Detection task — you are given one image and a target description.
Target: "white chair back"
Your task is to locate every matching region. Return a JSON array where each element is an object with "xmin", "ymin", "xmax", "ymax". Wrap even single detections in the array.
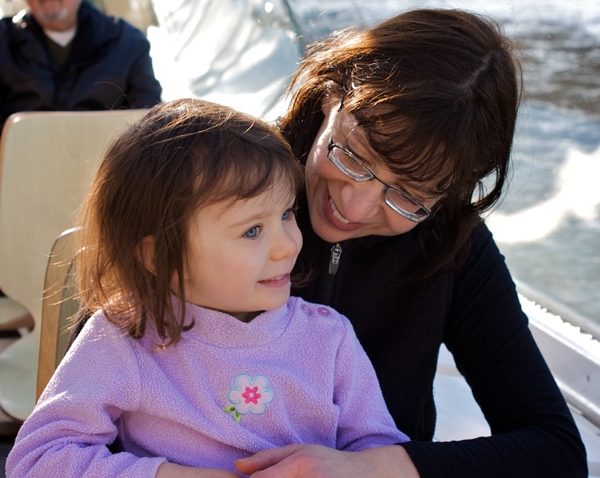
[{"xmin": 0, "ymin": 109, "xmax": 145, "ymax": 420}]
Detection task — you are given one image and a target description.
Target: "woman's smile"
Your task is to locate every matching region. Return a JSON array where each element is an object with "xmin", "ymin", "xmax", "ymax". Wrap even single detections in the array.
[
  {"xmin": 329, "ymin": 195, "xmax": 349, "ymax": 224},
  {"xmin": 321, "ymin": 187, "xmax": 365, "ymax": 232}
]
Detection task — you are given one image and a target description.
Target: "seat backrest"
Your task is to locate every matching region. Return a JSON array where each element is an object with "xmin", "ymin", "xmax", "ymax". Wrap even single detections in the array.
[
  {"xmin": 0, "ymin": 110, "xmax": 145, "ymax": 419},
  {"xmin": 0, "ymin": 109, "xmax": 145, "ymax": 327},
  {"xmin": 37, "ymin": 228, "xmax": 80, "ymax": 400}
]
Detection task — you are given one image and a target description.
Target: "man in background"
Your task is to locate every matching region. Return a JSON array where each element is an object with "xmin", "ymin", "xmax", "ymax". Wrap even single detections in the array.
[{"xmin": 0, "ymin": 0, "xmax": 162, "ymax": 128}]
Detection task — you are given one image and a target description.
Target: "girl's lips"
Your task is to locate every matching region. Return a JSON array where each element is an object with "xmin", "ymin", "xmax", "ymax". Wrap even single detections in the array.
[
  {"xmin": 259, "ymin": 274, "xmax": 291, "ymax": 288},
  {"xmin": 321, "ymin": 187, "xmax": 364, "ymax": 231}
]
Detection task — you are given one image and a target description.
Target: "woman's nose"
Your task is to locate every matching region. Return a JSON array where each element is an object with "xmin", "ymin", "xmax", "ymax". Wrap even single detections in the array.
[{"xmin": 339, "ymin": 179, "xmax": 383, "ymax": 222}]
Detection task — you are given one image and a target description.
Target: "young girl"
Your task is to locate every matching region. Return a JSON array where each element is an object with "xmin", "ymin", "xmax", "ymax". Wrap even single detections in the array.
[{"xmin": 7, "ymin": 99, "xmax": 408, "ymax": 477}]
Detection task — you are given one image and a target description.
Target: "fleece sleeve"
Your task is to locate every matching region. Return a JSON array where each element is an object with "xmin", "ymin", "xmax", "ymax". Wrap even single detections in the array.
[
  {"xmin": 6, "ymin": 317, "xmax": 167, "ymax": 478},
  {"xmin": 333, "ymin": 316, "xmax": 410, "ymax": 451}
]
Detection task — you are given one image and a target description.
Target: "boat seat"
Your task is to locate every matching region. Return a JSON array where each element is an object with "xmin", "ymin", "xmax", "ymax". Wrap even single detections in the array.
[
  {"xmin": 36, "ymin": 228, "xmax": 82, "ymax": 401},
  {"xmin": 0, "ymin": 109, "xmax": 145, "ymax": 421}
]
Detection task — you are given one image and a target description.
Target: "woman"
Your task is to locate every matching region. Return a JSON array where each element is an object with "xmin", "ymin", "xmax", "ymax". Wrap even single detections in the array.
[{"xmin": 235, "ymin": 8, "xmax": 587, "ymax": 478}]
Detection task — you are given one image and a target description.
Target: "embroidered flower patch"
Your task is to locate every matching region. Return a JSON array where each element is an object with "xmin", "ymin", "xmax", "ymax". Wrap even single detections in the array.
[{"xmin": 223, "ymin": 374, "xmax": 274, "ymax": 423}]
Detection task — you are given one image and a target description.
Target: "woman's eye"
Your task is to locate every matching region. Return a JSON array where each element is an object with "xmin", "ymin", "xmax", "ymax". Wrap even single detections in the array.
[
  {"xmin": 244, "ymin": 226, "xmax": 260, "ymax": 239},
  {"xmin": 355, "ymin": 153, "xmax": 374, "ymax": 169}
]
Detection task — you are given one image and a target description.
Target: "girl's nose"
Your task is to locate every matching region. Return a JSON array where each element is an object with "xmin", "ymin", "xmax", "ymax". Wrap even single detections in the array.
[
  {"xmin": 339, "ymin": 180, "xmax": 383, "ymax": 222},
  {"xmin": 271, "ymin": 226, "xmax": 301, "ymax": 261}
]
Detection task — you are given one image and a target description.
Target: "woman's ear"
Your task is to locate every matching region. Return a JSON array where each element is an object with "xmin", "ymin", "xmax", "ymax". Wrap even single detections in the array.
[{"xmin": 137, "ymin": 236, "xmax": 156, "ymax": 274}]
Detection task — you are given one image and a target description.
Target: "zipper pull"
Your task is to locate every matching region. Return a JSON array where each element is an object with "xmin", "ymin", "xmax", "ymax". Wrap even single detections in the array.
[{"xmin": 329, "ymin": 243, "xmax": 342, "ymax": 275}]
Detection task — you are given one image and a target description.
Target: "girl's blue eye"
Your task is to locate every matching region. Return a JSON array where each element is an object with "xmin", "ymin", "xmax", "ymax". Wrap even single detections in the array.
[
  {"xmin": 244, "ymin": 226, "xmax": 259, "ymax": 239},
  {"xmin": 282, "ymin": 207, "xmax": 297, "ymax": 221}
]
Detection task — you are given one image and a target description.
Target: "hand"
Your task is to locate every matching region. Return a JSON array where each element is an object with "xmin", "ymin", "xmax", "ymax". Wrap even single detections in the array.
[
  {"xmin": 234, "ymin": 444, "xmax": 420, "ymax": 478},
  {"xmin": 156, "ymin": 462, "xmax": 241, "ymax": 477}
]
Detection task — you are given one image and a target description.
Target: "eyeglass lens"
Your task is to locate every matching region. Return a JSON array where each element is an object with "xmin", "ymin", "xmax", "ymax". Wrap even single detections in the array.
[{"xmin": 329, "ymin": 144, "xmax": 429, "ymax": 219}]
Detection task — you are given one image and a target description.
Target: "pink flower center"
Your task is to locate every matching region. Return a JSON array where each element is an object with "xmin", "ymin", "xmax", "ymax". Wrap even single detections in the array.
[{"xmin": 242, "ymin": 386, "xmax": 262, "ymax": 404}]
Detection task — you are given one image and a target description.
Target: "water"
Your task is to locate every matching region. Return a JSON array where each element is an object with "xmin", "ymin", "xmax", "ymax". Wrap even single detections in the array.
[
  {"xmin": 152, "ymin": 0, "xmax": 600, "ymax": 333},
  {"xmin": 487, "ymin": 104, "xmax": 600, "ymax": 333}
]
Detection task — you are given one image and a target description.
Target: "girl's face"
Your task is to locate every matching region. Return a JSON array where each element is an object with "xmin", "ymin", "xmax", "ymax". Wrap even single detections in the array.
[
  {"xmin": 304, "ymin": 97, "xmax": 438, "ymax": 243},
  {"xmin": 176, "ymin": 180, "xmax": 302, "ymax": 322}
]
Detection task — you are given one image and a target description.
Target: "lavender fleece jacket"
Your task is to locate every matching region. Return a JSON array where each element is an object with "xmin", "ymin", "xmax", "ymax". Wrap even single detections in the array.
[{"xmin": 7, "ymin": 296, "xmax": 408, "ymax": 477}]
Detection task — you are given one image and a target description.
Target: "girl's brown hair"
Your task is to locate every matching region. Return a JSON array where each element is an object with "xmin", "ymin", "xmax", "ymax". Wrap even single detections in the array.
[
  {"xmin": 76, "ymin": 98, "xmax": 302, "ymax": 346},
  {"xmin": 280, "ymin": 9, "xmax": 522, "ymax": 278}
]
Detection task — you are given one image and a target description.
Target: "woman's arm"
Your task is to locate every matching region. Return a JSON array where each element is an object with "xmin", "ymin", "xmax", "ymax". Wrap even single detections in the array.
[
  {"xmin": 156, "ymin": 462, "xmax": 240, "ymax": 478},
  {"xmin": 235, "ymin": 444, "xmax": 419, "ymax": 478},
  {"xmin": 401, "ymin": 222, "xmax": 587, "ymax": 477}
]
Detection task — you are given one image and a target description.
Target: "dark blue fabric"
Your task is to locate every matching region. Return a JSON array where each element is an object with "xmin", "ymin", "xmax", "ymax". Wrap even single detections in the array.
[{"xmin": 0, "ymin": 2, "xmax": 162, "ymax": 127}]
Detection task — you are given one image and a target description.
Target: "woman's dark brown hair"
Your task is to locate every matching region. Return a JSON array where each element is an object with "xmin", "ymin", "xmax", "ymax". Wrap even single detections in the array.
[
  {"xmin": 76, "ymin": 98, "xmax": 302, "ymax": 346},
  {"xmin": 280, "ymin": 9, "xmax": 522, "ymax": 278}
]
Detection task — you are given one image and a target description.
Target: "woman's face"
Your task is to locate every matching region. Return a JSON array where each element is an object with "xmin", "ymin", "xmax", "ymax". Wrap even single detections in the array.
[{"xmin": 304, "ymin": 96, "xmax": 437, "ymax": 243}]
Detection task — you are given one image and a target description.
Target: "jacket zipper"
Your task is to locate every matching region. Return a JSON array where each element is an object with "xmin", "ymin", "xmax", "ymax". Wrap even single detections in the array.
[{"xmin": 329, "ymin": 242, "xmax": 342, "ymax": 275}]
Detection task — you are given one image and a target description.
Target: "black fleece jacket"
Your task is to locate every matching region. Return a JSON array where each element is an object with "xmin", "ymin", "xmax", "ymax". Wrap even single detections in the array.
[
  {"xmin": 291, "ymin": 193, "xmax": 587, "ymax": 477},
  {"xmin": 0, "ymin": 2, "xmax": 162, "ymax": 127}
]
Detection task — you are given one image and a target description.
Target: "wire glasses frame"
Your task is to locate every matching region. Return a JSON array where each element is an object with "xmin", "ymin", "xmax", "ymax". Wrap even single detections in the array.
[{"xmin": 326, "ymin": 103, "xmax": 432, "ymax": 223}]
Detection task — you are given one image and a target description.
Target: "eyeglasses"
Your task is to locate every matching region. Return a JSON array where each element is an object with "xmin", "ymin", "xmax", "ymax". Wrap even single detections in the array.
[{"xmin": 327, "ymin": 121, "xmax": 432, "ymax": 223}]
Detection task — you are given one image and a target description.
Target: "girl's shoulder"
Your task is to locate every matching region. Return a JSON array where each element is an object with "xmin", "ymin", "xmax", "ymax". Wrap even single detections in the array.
[
  {"xmin": 68, "ymin": 309, "xmax": 138, "ymax": 355},
  {"xmin": 80, "ymin": 309, "xmax": 126, "ymax": 333},
  {"xmin": 287, "ymin": 296, "xmax": 353, "ymax": 333}
]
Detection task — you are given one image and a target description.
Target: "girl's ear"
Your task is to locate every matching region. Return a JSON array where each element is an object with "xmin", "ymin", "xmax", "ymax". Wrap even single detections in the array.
[{"xmin": 137, "ymin": 236, "xmax": 156, "ymax": 274}]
